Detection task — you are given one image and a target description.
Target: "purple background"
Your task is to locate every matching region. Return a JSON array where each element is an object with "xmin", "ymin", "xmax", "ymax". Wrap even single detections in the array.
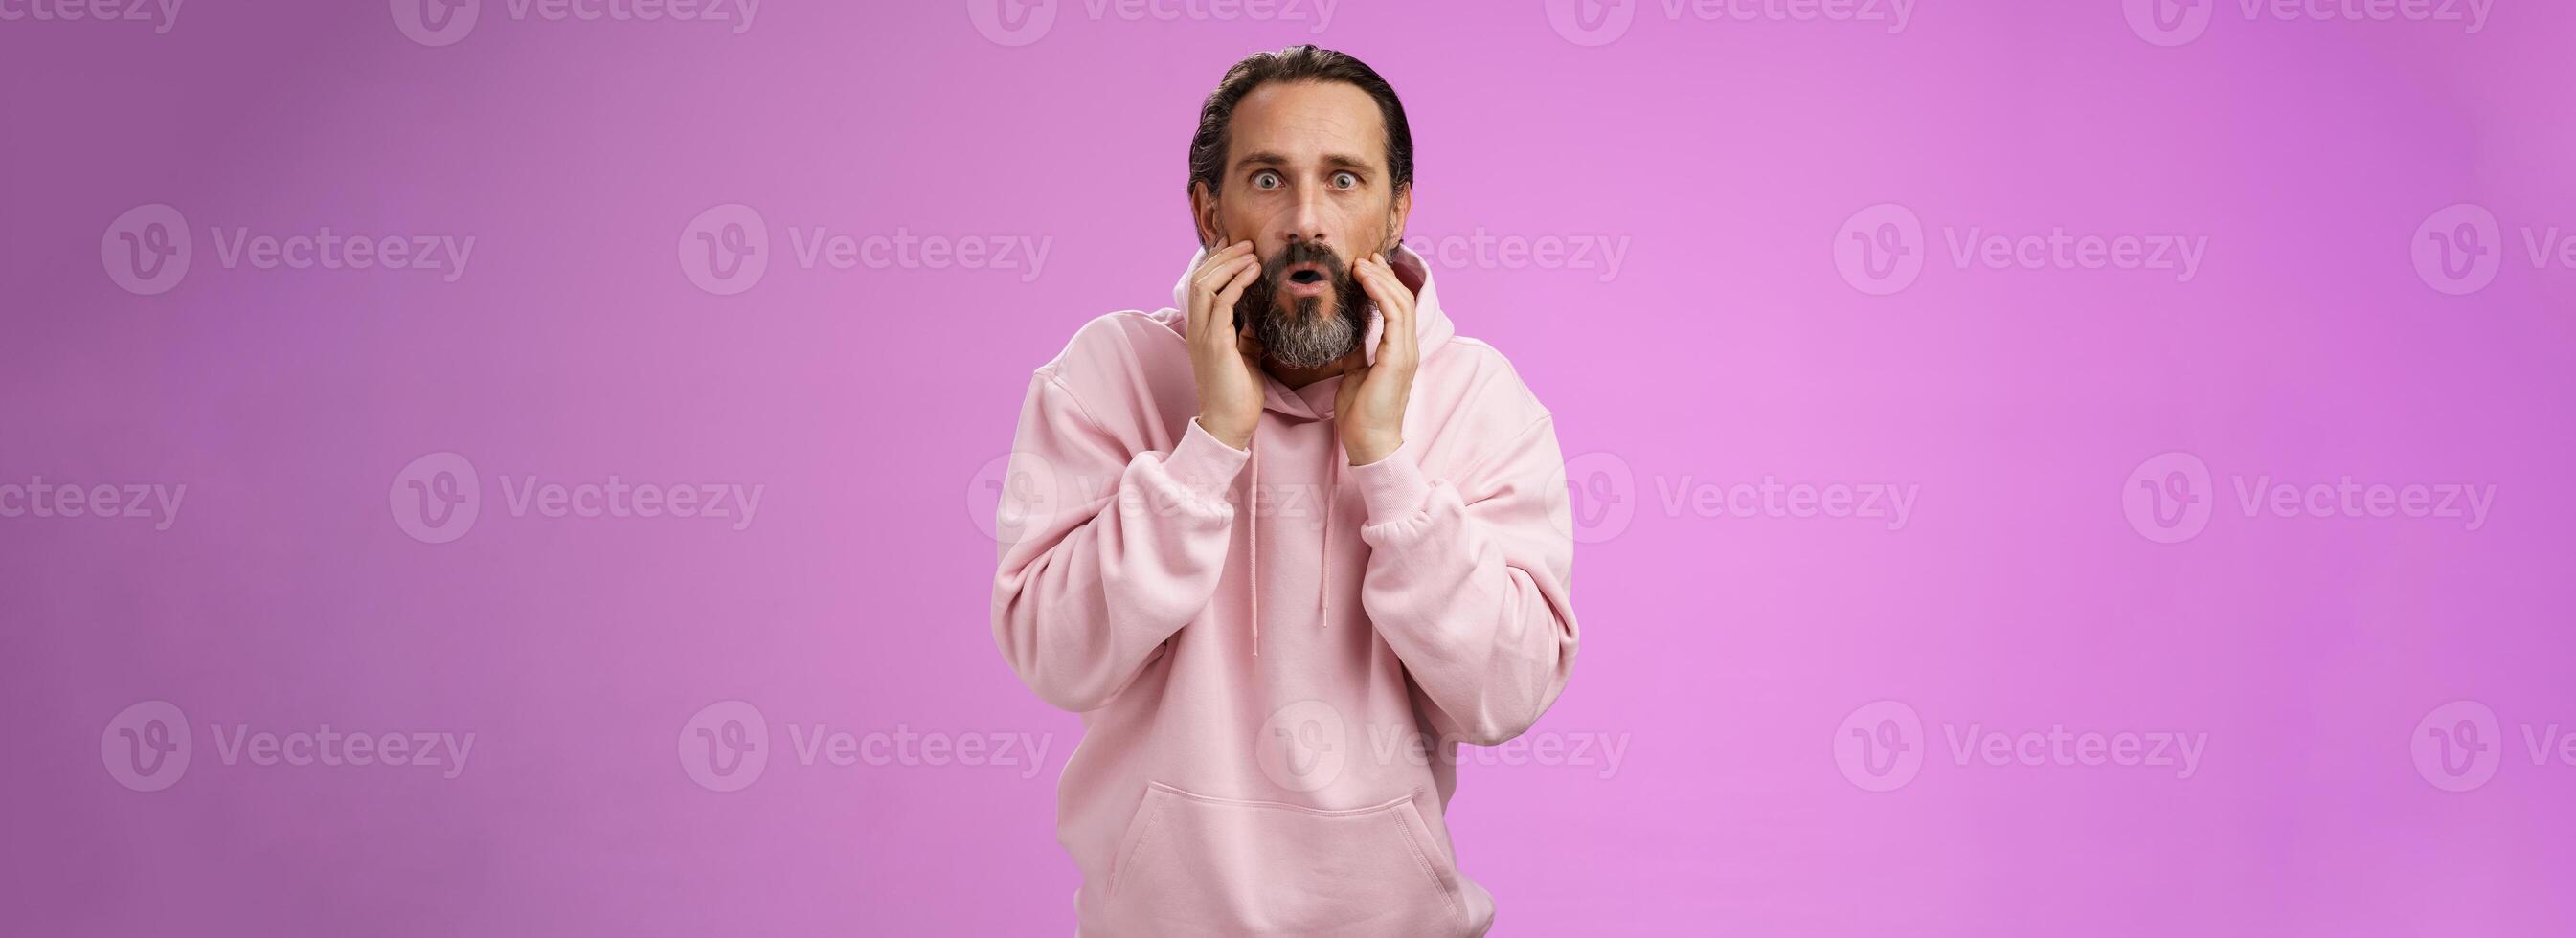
[{"xmin": 6, "ymin": 1, "xmax": 2574, "ymax": 934}]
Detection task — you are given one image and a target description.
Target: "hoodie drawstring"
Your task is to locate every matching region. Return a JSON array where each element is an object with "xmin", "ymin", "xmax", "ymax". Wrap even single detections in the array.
[
  {"xmin": 1318, "ymin": 441, "xmax": 1339, "ymax": 640},
  {"xmin": 1247, "ymin": 443, "xmax": 1259, "ymax": 656},
  {"xmin": 1245, "ymin": 419, "xmax": 1344, "ymax": 659}
]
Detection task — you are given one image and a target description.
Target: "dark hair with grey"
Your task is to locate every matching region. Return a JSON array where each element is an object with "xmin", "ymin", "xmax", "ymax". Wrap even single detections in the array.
[{"xmin": 1186, "ymin": 45, "xmax": 1414, "ymax": 201}]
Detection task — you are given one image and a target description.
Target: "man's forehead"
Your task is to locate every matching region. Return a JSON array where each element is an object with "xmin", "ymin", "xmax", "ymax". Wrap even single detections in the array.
[{"xmin": 1228, "ymin": 81, "xmax": 1385, "ymax": 167}]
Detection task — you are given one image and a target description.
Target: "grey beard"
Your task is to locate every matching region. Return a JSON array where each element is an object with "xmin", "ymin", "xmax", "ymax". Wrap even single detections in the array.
[
  {"xmin": 1234, "ymin": 248, "xmax": 1375, "ymax": 369},
  {"xmin": 1252, "ymin": 293, "xmax": 1367, "ymax": 368}
]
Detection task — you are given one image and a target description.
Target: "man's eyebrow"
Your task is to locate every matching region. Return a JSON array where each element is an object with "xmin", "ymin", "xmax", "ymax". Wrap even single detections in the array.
[{"xmin": 1231, "ymin": 150, "xmax": 1382, "ymax": 172}]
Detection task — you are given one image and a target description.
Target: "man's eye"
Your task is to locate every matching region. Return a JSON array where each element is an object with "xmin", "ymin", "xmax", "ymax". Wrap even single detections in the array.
[
  {"xmin": 1253, "ymin": 171, "xmax": 1281, "ymax": 190},
  {"xmin": 1333, "ymin": 172, "xmax": 1359, "ymax": 189}
]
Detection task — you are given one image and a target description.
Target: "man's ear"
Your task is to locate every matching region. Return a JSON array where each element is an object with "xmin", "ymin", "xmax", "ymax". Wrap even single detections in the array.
[
  {"xmin": 1386, "ymin": 185, "xmax": 1413, "ymax": 256},
  {"xmin": 1189, "ymin": 182, "xmax": 1224, "ymax": 249}
]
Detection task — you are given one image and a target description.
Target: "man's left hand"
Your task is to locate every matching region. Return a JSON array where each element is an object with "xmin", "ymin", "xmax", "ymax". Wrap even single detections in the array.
[{"xmin": 1335, "ymin": 254, "xmax": 1417, "ymax": 466}]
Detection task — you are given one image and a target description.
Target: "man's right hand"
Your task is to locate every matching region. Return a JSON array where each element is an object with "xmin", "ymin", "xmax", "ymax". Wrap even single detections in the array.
[{"xmin": 1187, "ymin": 240, "xmax": 1265, "ymax": 450}]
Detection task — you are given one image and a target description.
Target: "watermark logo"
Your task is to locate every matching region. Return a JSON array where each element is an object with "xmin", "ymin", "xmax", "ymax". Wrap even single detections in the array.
[
  {"xmin": 1552, "ymin": 0, "xmax": 1913, "ymax": 44},
  {"xmin": 680, "ymin": 701, "xmax": 1058, "ymax": 790},
  {"xmin": 1545, "ymin": 0, "xmax": 1636, "ymax": 46},
  {"xmin": 972, "ymin": 450, "xmax": 1065, "ymax": 545},
  {"xmin": 391, "ymin": 452, "xmax": 482, "ymax": 545},
  {"xmin": 1366, "ymin": 726, "xmax": 1634, "ymax": 778},
  {"xmin": 1839, "ymin": 700, "xmax": 2212, "ymax": 791},
  {"xmin": 2125, "ymin": 450, "xmax": 2497, "ymax": 543},
  {"xmin": 390, "ymin": 0, "xmax": 479, "ymax": 46},
  {"xmin": 972, "ymin": 0, "xmax": 1335, "ymax": 46},
  {"xmin": 0, "ymin": 0, "xmax": 183, "ymax": 34},
  {"xmin": 966, "ymin": 0, "xmax": 1055, "ymax": 45},
  {"xmin": 102, "ymin": 701, "xmax": 475, "ymax": 790},
  {"xmin": 2410, "ymin": 202, "xmax": 2502, "ymax": 295},
  {"xmin": 680, "ymin": 202, "xmax": 1052, "ymax": 294},
  {"xmin": 102, "ymin": 701, "xmax": 192, "ymax": 793},
  {"xmin": 1838, "ymin": 203, "xmax": 2211, "ymax": 295},
  {"xmin": 2131, "ymin": 0, "xmax": 2492, "ymax": 46},
  {"xmin": 1834, "ymin": 700, "xmax": 1923, "ymax": 792},
  {"xmin": 0, "ymin": 477, "xmax": 187, "ymax": 530},
  {"xmin": 1546, "ymin": 456, "xmax": 1920, "ymax": 541},
  {"xmin": 678, "ymin": 700, "xmax": 769, "ymax": 792},
  {"xmin": 102, "ymin": 204, "xmax": 475, "ymax": 295},
  {"xmin": 1255, "ymin": 699, "xmax": 1348, "ymax": 793},
  {"xmin": 390, "ymin": 451, "xmax": 764, "ymax": 544},
  {"xmin": 2123, "ymin": 0, "xmax": 2212, "ymax": 46},
  {"xmin": 785, "ymin": 723, "xmax": 1054, "ymax": 780},
  {"xmin": 2411, "ymin": 699, "xmax": 2501, "ymax": 792},
  {"xmin": 1840, "ymin": 700, "xmax": 2210, "ymax": 791},
  {"xmin": 102, "ymin": 203, "xmax": 192, "ymax": 296},
  {"xmin": 1656, "ymin": 475, "xmax": 1920, "ymax": 531},
  {"xmin": 1561, "ymin": 451, "xmax": 1636, "ymax": 544},
  {"xmin": 2123, "ymin": 451, "xmax": 2212, "ymax": 544},
  {"xmin": 679, "ymin": 203, "xmax": 770, "ymax": 296},
  {"xmin": 1398, "ymin": 230, "xmax": 1631, "ymax": 282},
  {"xmin": 1944, "ymin": 722, "xmax": 2206, "ymax": 778},
  {"xmin": 1834, "ymin": 202, "xmax": 1923, "ymax": 295},
  {"xmin": 394, "ymin": 0, "xmax": 757, "ymax": 46}
]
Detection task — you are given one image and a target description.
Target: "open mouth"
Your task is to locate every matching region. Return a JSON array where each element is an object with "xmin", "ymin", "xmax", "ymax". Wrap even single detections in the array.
[{"xmin": 1287, "ymin": 266, "xmax": 1326, "ymax": 285}]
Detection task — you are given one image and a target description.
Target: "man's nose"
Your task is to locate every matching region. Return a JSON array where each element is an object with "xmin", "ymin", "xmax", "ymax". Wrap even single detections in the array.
[{"xmin": 1284, "ymin": 190, "xmax": 1329, "ymax": 247}]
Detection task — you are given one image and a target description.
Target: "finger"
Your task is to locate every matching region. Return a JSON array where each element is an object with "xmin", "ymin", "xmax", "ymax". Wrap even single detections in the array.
[
  {"xmin": 1197, "ymin": 238, "xmax": 1253, "ymax": 270},
  {"xmin": 1192, "ymin": 244, "xmax": 1255, "ymax": 297},
  {"xmin": 1370, "ymin": 257, "xmax": 1417, "ymax": 354},
  {"xmin": 1190, "ymin": 242, "xmax": 1254, "ymax": 297},
  {"xmin": 1209, "ymin": 260, "xmax": 1262, "ymax": 341},
  {"xmin": 1190, "ymin": 251, "xmax": 1259, "ymax": 336},
  {"xmin": 1354, "ymin": 258, "xmax": 1413, "ymax": 362}
]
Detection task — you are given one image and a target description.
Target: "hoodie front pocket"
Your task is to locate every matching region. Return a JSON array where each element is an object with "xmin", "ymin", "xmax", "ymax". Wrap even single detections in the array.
[{"xmin": 1105, "ymin": 780, "xmax": 1466, "ymax": 935}]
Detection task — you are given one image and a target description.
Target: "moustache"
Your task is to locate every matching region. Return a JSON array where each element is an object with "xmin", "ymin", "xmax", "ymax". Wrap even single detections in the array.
[{"xmin": 1234, "ymin": 241, "xmax": 1358, "ymax": 332}]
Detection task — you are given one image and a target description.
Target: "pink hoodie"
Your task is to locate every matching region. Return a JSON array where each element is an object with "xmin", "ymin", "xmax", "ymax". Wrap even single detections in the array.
[{"xmin": 992, "ymin": 243, "xmax": 1580, "ymax": 937}]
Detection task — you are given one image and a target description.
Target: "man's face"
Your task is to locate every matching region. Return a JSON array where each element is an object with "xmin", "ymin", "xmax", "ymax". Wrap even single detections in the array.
[{"xmin": 1193, "ymin": 80, "xmax": 1412, "ymax": 369}]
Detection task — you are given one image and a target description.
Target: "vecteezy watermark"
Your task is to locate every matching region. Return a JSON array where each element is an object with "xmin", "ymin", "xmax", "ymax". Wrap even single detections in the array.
[
  {"xmin": 676, "ymin": 203, "xmax": 1051, "ymax": 295},
  {"xmin": 978, "ymin": 448, "xmax": 1617, "ymax": 551},
  {"xmin": 1834, "ymin": 700, "xmax": 2209, "ymax": 792},
  {"xmin": 967, "ymin": 0, "xmax": 1337, "ymax": 47},
  {"xmin": 2408, "ymin": 202, "xmax": 2576, "ymax": 296},
  {"xmin": 1548, "ymin": 453, "xmax": 1909, "ymax": 543},
  {"xmin": 1546, "ymin": 0, "xmax": 1915, "ymax": 46},
  {"xmin": 2411, "ymin": 699, "xmax": 2576, "ymax": 793},
  {"xmin": 390, "ymin": 0, "xmax": 759, "ymax": 48},
  {"xmin": 1556, "ymin": 451, "xmax": 1636, "ymax": 545},
  {"xmin": 971, "ymin": 451, "xmax": 1378, "ymax": 544},
  {"xmin": 1834, "ymin": 203, "xmax": 2209, "ymax": 295},
  {"xmin": 1367, "ymin": 726, "xmax": 1633, "ymax": 779},
  {"xmin": 676, "ymin": 700, "xmax": 1056, "ymax": 792},
  {"xmin": 0, "ymin": 477, "xmax": 186, "ymax": 530},
  {"xmin": 1397, "ymin": 230, "xmax": 1631, "ymax": 283},
  {"xmin": 1250, "ymin": 699, "xmax": 1628, "ymax": 793},
  {"xmin": 2125, "ymin": 0, "xmax": 2493, "ymax": 47},
  {"xmin": 2121, "ymin": 450, "xmax": 2496, "ymax": 545},
  {"xmin": 390, "ymin": 451, "xmax": 765, "ymax": 545},
  {"xmin": 0, "ymin": 0, "xmax": 183, "ymax": 34},
  {"xmin": 101, "ymin": 701, "xmax": 476, "ymax": 792},
  {"xmin": 1655, "ymin": 474, "xmax": 1919, "ymax": 531},
  {"xmin": 101, "ymin": 204, "xmax": 476, "ymax": 297}
]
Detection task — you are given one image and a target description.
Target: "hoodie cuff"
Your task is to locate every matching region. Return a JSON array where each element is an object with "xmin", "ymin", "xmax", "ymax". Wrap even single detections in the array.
[
  {"xmin": 1162, "ymin": 416, "xmax": 1253, "ymax": 507},
  {"xmin": 1349, "ymin": 440, "xmax": 1434, "ymax": 525}
]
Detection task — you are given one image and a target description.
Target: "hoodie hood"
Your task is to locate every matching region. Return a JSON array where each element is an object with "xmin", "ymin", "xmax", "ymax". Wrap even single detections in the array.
[{"xmin": 1152, "ymin": 240, "xmax": 1456, "ymax": 656}]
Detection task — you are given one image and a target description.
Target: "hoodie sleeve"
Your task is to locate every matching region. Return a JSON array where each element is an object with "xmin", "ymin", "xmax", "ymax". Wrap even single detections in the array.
[
  {"xmin": 991, "ymin": 369, "xmax": 1250, "ymax": 713},
  {"xmin": 1345, "ymin": 413, "xmax": 1580, "ymax": 746}
]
